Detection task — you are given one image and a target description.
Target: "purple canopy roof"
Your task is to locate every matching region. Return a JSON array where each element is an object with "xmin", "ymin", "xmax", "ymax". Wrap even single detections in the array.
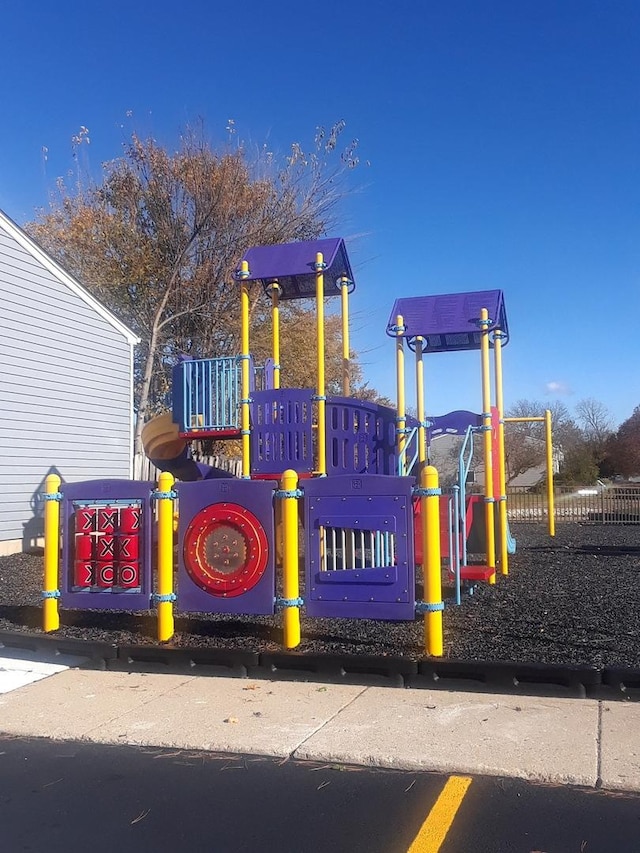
[
  {"xmin": 386, "ymin": 290, "xmax": 508, "ymax": 352},
  {"xmin": 428, "ymin": 410, "xmax": 482, "ymax": 438},
  {"xmin": 236, "ymin": 238, "xmax": 355, "ymax": 300}
]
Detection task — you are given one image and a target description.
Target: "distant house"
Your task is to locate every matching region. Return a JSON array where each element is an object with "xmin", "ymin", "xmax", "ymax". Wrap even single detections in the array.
[{"xmin": 0, "ymin": 208, "xmax": 139, "ymax": 555}]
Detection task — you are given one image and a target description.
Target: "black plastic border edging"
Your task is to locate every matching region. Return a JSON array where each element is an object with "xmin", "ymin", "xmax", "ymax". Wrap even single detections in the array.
[{"xmin": 1, "ymin": 629, "xmax": 639, "ymax": 700}]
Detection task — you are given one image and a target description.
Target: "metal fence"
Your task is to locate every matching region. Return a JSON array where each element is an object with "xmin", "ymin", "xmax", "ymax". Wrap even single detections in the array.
[
  {"xmin": 130, "ymin": 458, "xmax": 640, "ymax": 526},
  {"xmin": 507, "ymin": 485, "xmax": 640, "ymax": 525}
]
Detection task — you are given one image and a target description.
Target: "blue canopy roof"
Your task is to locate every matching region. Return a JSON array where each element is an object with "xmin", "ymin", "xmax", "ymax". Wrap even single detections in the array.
[
  {"xmin": 386, "ymin": 290, "xmax": 508, "ymax": 352},
  {"xmin": 236, "ymin": 238, "xmax": 355, "ymax": 300}
]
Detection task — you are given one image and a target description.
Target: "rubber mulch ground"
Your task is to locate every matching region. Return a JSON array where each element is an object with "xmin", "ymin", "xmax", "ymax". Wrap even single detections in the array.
[{"xmin": 1, "ymin": 523, "xmax": 639, "ymax": 666}]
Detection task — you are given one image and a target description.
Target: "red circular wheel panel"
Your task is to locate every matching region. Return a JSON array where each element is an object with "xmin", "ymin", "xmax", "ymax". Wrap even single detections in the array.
[{"xmin": 183, "ymin": 503, "xmax": 269, "ymax": 597}]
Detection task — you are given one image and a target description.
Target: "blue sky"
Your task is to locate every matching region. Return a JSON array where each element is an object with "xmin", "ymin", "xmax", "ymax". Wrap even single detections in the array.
[{"xmin": 2, "ymin": 1, "xmax": 639, "ymax": 428}]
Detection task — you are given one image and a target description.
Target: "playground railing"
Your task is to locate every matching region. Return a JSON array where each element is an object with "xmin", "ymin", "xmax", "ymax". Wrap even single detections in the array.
[
  {"xmin": 172, "ymin": 356, "xmax": 243, "ymax": 434},
  {"xmin": 507, "ymin": 485, "xmax": 640, "ymax": 525}
]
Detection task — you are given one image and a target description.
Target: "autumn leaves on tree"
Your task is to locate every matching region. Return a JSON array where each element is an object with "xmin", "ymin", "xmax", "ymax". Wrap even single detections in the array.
[{"xmin": 27, "ymin": 122, "xmax": 375, "ymax": 454}]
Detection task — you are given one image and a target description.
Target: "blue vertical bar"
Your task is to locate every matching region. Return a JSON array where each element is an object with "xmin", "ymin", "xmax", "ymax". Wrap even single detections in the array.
[
  {"xmin": 228, "ymin": 358, "xmax": 233, "ymax": 427},
  {"xmin": 216, "ymin": 359, "xmax": 221, "ymax": 428},
  {"xmin": 234, "ymin": 358, "xmax": 239, "ymax": 428},
  {"xmin": 216, "ymin": 362, "xmax": 224, "ymax": 426},
  {"xmin": 453, "ymin": 485, "xmax": 461, "ymax": 605},
  {"xmin": 182, "ymin": 363, "xmax": 188, "ymax": 433},
  {"xmin": 224, "ymin": 358, "xmax": 228, "ymax": 427},
  {"xmin": 210, "ymin": 360, "xmax": 215, "ymax": 428}
]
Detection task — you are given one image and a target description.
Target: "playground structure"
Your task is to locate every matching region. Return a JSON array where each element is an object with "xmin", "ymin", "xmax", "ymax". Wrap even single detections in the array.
[{"xmin": 42, "ymin": 237, "xmax": 540, "ymax": 657}]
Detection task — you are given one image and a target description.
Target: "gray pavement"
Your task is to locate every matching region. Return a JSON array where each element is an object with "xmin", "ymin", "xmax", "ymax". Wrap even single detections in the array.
[{"xmin": 1, "ymin": 648, "xmax": 640, "ymax": 792}]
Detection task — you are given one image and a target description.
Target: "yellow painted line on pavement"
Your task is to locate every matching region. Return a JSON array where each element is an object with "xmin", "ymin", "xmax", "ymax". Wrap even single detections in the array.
[{"xmin": 407, "ymin": 775, "xmax": 472, "ymax": 853}]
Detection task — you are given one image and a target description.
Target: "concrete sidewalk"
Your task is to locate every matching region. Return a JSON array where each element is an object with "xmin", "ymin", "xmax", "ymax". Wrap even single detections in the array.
[{"xmin": 0, "ymin": 654, "xmax": 639, "ymax": 793}]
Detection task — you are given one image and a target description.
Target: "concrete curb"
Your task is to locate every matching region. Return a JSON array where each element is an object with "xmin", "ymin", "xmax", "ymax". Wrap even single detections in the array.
[{"xmin": 2, "ymin": 629, "xmax": 640, "ymax": 700}]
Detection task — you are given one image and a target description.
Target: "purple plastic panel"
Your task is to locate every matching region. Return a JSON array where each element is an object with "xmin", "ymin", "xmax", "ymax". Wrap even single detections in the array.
[
  {"xmin": 236, "ymin": 238, "xmax": 355, "ymax": 300},
  {"xmin": 176, "ymin": 478, "xmax": 276, "ymax": 615},
  {"xmin": 250, "ymin": 389, "xmax": 314, "ymax": 475},
  {"xmin": 429, "ymin": 410, "xmax": 482, "ymax": 438},
  {"xmin": 386, "ymin": 290, "xmax": 508, "ymax": 353},
  {"xmin": 304, "ymin": 475, "xmax": 415, "ymax": 620},
  {"xmin": 60, "ymin": 480, "xmax": 155, "ymax": 611},
  {"xmin": 326, "ymin": 396, "xmax": 399, "ymax": 476}
]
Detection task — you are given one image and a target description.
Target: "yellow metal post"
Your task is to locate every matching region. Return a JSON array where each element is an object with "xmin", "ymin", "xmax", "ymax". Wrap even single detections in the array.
[
  {"xmin": 156, "ymin": 471, "xmax": 175, "ymax": 642},
  {"xmin": 493, "ymin": 329, "xmax": 508, "ymax": 575},
  {"xmin": 281, "ymin": 469, "xmax": 301, "ymax": 649},
  {"xmin": 271, "ymin": 280, "xmax": 281, "ymax": 390},
  {"xmin": 545, "ymin": 409, "xmax": 556, "ymax": 537},
  {"xmin": 43, "ymin": 473, "xmax": 61, "ymax": 632},
  {"xmin": 480, "ymin": 308, "xmax": 496, "ymax": 583},
  {"xmin": 239, "ymin": 260, "xmax": 251, "ymax": 478},
  {"xmin": 415, "ymin": 337, "xmax": 426, "ymax": 466},
  {"xmin": 395, "ymin": 314, "xmax": 406, "ymax": 475},
  {"xmin": 315, "ymin": 252, "xmax": 327, "ymax": 476},
  {"xmin": 504, "ymin": 413, "xmax": 556, "ymax": 537},
  {"xmin": 340, "ymin": 276, "xmax": 351, "ymax": 397},
  {"xmin": 422, "ymin": 465, "xmax": 443, "ymax": 657}
]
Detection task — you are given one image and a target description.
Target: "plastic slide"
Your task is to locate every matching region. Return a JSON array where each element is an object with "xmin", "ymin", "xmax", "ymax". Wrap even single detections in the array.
[
  {"xmin": 141, "ymin": 412, "xmax": 235, "ymax": 481},
  {"xmin": 506, "ymin": 519, "xmax": 517, "ymax": 554}
]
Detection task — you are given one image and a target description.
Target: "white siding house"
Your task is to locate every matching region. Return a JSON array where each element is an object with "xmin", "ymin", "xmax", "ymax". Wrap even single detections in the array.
[{"xmin": 0, "ymin": 208, "xmax": 139, "ymax": 554}]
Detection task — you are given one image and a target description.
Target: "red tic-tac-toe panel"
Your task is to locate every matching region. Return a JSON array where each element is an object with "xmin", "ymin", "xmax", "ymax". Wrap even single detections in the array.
[
  {"xmin": 117, "ymin": 563, "xmax": 140, "ymax": 588},
  {"xmin": 75, "ymin": 507, "xmax": 96, "ymax": 534},
  {"xmin": 95, "ymin": 563, "xmax": 115, "ymax": 588},
  {"xmin": 119, "ymin": 506, "xmax": 141, "ymax": 533},
  {"xmin": 98, "ymin": 506, "xmax": 119, "ymax": 533},
  {"xmin": 74, "ymin": 560, "xmax": 94, "ymax": 587},
  {"xmin": 62, "ymin": 481, "xmax": 155, "ymax": 609},
  {"xmin": 95, "ymin": 534, "xmax": 116, "ymax": 562},
  {"xmin": 117, "ymin": 534, "xmax": 139, "ymax": 562},
  {"xmin": 75, "ymin": 534, "xmax": 93, "ymax": 561}
]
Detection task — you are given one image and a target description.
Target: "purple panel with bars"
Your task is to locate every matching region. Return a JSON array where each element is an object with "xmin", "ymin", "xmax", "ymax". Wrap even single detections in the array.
[
  {"xmin": 250, "ymin": 389, "xmax": 314, "ymax": 475},
  {"xmin": 386, "ymin": 290, "xmax": 508, "ymax": 353},
  {"xmin": 176, "ymin": 478, "xmax": 276, "ymax": 615},
  {"xmin": 236, "ymin": 238, "xmax": 355, "ymax": 300},
  {"xmin": 304, "ymin": 475, "xmax": 416, "ymax": 620},
  {"xmin": 326, "ymin": 396, "xmax": 399, "ymax": 476},
  {"xmin": 60, "ymin": 480, "xmax": 155, "ymax": 611}
]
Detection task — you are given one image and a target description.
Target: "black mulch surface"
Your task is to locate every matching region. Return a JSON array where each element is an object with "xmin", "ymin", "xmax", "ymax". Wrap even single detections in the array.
[{"xmin": 1, "ymin": 523, "xmax": 639, "ymax": 666}]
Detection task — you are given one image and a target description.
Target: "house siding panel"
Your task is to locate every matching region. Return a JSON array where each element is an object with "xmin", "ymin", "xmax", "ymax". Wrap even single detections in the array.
[{"xmin": 0, "ymin": 226, "xmax": 135, "ymax": 546}]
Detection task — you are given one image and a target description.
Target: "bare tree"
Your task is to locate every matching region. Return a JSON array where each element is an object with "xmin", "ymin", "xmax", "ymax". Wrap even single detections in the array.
[
  {"xmin": 27, "ymin": 122, "xmax": 363, "ymax": 453},
  {"xmin": 575, "ymin": 397, "xmax": 614, "ymax": 450},
  {"xmin": 504, "ymin": 399, "xmax": 578, "ymax": 483}
]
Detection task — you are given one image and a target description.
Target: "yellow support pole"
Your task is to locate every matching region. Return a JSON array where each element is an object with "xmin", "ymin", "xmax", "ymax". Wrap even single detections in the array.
[
  {"xmin": 271, "ymin": 280, "xmax": 281, "ymax": 390},
  {"xmin": 395, "ymin": 314, "xmax": 406, "ymax": 475},
  {"xmin": 422, "ymin": 465, "xmax": 443, "ymax": 657},
  {"xmin": 480, "ymin": 308, "xmax": 496, "ymax": 583},
  {"xmin": 545, "ymin": 409, "xmax": 556, "ymax": 537},
  {"xmin": 493, "ymin": 329, "xmax": 508, "ymax": 576},
  {"xmin": 269, "ymin": 281, "xmax": 282, "ymax": 558},
  {"xmin": 43, "ymin": 473, "xmax": 61, "ymax": 632},
  {"xmin": 340, "ymin": 276, "xmax": 351, "ymax": 397},
  {"xmin": 239, "ymin": 260, "xmax": 251, "ymax": 478},
  {"xmin": 156, "ymin": 471, "xmax": 175, "ymax": 642},
  {"xmin": 503, "ymin": 413, "xmax": 555, "ymax": 537},
  {"xmin": 415, "ymin": 336, "xmax": 426, "ymax": 466},
  {"xmin": 281, "ymin": 469, "xmax": 301, "ymax": 649},
  {"xmin": 315, "ymin": 252, "xmax": 327, "ymax": 476}
]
